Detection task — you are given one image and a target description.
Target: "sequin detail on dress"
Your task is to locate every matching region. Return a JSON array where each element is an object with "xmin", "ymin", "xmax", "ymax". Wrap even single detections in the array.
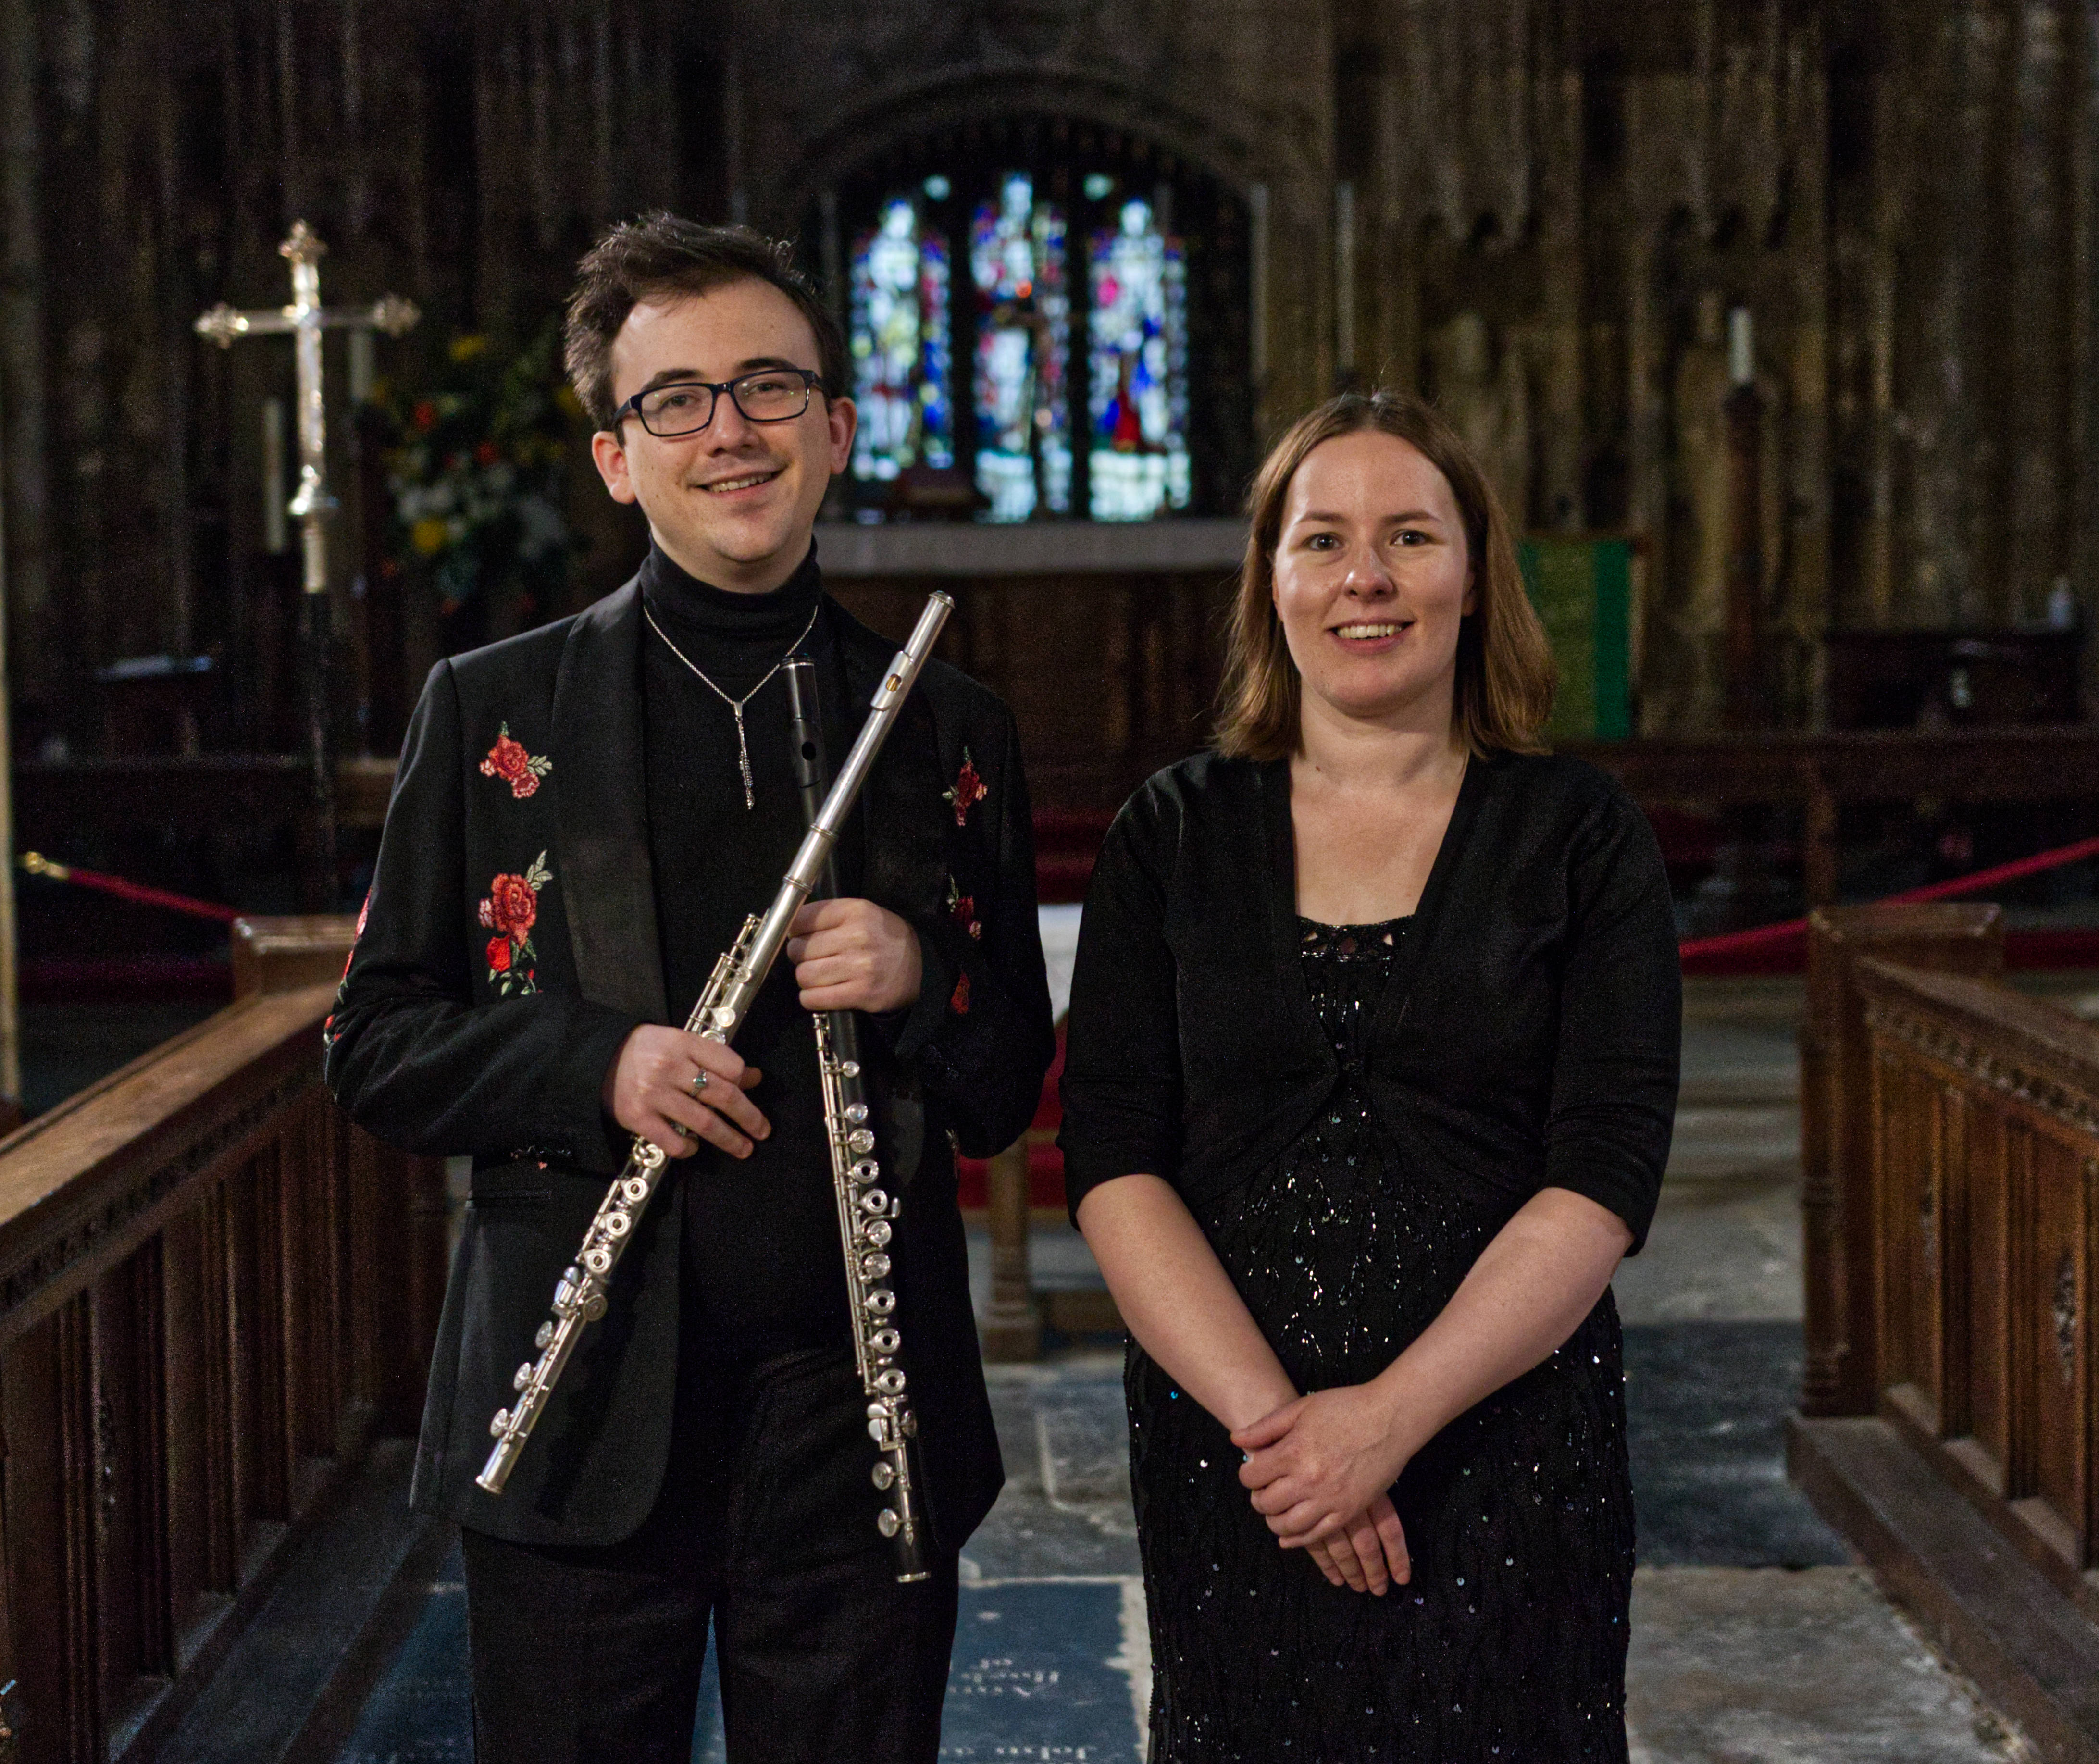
[{"xmin": 1126, "ymin": 916, "xmax": 1635, "ymax": 1762}]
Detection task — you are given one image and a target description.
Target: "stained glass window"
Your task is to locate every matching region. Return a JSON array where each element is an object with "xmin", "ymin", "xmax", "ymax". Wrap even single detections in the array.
[
  {"xmin": 848, "ymin": 197, "xmax": 953, "ymax": 483},
  {"xmin": 970, "ymin": 173, "xmax": 1071, "ymax": 522},
  {"xmin": 842, "ymin": 171, "xmax": 1201, "ymax": 521},
  {"xmin": 1087, "ymin": 198, "xmax": 1190, "ymax": 521}
]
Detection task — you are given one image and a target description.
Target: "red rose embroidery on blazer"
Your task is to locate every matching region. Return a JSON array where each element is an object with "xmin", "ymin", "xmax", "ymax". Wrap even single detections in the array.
[
  {"xmin": 946, "ymin": 875, "xmax": 982, "ymax": 940},
  {"xmin": 950, "ymin": 971, "xmax": 971, "ymax": 1015},
  {"xmin": 483, "ymin": 872, "xmax": 538, "ymax": 937},
  {"xmin": 324, "ymin": 892, "xmax": 373, "ymax": 1049},
  {"xmin": 477, "ymin": 851, "xmax": 551, "ymax": 996},
  {"xmin": 942, "ymin": 748, "xmax": 987, "ymax": 828},
  {"xmin": 339, "ymin": 892, "xmax": 371, "ymax": 983},
  {"xmin": 480, "ymin": 723, "xmax": 552, "ymax": 799}
]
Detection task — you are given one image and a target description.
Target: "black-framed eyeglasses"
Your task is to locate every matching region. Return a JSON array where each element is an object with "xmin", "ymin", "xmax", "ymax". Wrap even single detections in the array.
[{"xmin": 614, "ymin": 367, "xmax": 826, "ymax": 438}]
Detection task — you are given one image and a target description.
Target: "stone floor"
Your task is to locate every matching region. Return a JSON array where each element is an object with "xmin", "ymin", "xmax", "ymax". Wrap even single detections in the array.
[{"xmin": 165, "ymin": 975, "xmax": 2053, "ymax": 1762}]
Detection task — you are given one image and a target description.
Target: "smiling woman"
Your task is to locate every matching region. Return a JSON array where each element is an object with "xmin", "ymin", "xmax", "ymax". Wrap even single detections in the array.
[
  {"xmin": 1060, "ymin": 389, "xmax": 1681, "ymax": 1760},
  {"xmin": 1215, "ymin": 390, "xmax": 1554, "ymax": 765}
]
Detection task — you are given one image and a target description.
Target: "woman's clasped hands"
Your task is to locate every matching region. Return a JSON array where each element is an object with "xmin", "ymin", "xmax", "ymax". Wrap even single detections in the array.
[{"xmin": 1233, "ymin": 1383, "xmax": 1421, "ymax": 1597}]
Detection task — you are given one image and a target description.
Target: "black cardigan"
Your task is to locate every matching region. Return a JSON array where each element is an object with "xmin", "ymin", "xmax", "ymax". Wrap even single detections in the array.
[{"xmin": 1057, "ymin": 750, "xmax": 1681, "ymax": 1252}]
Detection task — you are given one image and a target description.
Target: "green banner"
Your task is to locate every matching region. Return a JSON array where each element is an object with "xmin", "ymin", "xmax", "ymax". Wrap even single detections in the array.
[{"xmin": 1517, "ymin": 535, "xmax": 1632, "ymax": 741}]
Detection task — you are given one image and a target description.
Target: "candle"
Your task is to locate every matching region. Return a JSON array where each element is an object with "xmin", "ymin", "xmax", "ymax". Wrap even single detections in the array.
[
  {"xmin": 349, "ymin": 327, "xmax": 375, "ymax": 404},
  {"xmin": 261, "ymin": 396, "xmax": 287, "ymax": 554},
  {"xmin": 1727, "ymin": 307, "xmax": 1755, "ymax": 388}
]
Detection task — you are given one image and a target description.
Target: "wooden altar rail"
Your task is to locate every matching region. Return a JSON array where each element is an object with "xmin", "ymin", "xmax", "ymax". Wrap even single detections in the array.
[
  {"xmin": 1565, "ymin": 726, "xmax": 2099, "ymax": 907},
  {"xmin": 0, "ymin": 936, "xmax": 447, "ymax": 1764},
  {"xmin": 1792, "ymin": 903, "xmax": 2099, "ymax": 1761},
  {"xmin": 15, "ymin": 730, "xmax": 2097, "ymax": 917}
]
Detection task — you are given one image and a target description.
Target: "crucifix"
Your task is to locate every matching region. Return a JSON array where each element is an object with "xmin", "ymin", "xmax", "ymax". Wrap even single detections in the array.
[{"xmin": 197, "ymin": 221, "xmax": 419, "ymax": 907}]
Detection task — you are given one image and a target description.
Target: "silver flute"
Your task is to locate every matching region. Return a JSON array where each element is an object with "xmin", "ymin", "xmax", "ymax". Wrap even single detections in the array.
[
  {"xmin": 785, "ymin": 657, "xmax": 933, "ymax": 1582},
  {"xmin": 477, "ymin": 591, "xmax": 955, "ymax": 1496}
]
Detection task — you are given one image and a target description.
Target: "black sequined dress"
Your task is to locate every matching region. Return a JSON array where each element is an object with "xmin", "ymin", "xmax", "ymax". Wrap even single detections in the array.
[{"xmin": 1128, "ymin": 917, "xmax": 1634, "ymax": 1763}]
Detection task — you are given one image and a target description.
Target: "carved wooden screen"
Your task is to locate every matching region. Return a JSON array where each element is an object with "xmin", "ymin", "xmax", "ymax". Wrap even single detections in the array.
[{"xmin": 1857, "ymin": 960, "xmax": 2096, "ymax": 1588}]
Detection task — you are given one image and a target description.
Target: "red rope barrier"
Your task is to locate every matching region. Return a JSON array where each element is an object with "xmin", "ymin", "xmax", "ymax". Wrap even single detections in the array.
[
  {"xmin": 1677, "ymin": 832, "xmax": 2099, "ymax": 959},
  {"xmin": 20, "ymin": 853, "xmax": 241, "ymax": 924},
  {"xmin": 19, "ymin": 823, "xmax": 2099, "ymax": 955}
]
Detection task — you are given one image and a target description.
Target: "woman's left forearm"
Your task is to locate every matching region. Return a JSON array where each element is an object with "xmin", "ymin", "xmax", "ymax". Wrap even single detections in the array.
[{"xmin": 1369, "ymin": 1187, "xmax": 1632, "ymax": 1451}]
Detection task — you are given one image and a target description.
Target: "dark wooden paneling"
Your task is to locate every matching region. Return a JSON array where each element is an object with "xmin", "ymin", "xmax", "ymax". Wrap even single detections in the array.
[
  {"xmin": 1569, "ymin": 728, "xmax": 2099, "ymax": 809},
  {"xmin": 2026, "ymin": 1132, "xmax": 2090, "ymax": 1567},
  {"xmin": 0, "ymin": 1396, "xmax": 17, "ymax": 1756},
  {"xmin": 1838, "ymin": 952, "xmax": 2099, "ymax": 1614},
  {"xmin": 1875, "ymin": 1053, "xmax": 1942, "ymax": 1433},
  {"xmin": 1800, "ymin": 904, "xmax": 2004, "ymax": 1418},
  {"xmin": 56, "ymin": 1299, "xmax": 98, "ymax": 1764},
  {"xmin": 1939, "ymin": 1086, "xmax": 1975, "ymax": 1444},
  {"xmin": 159, "ymin": 1209, "xmax": 214, "ymax": 1665},
  {"xmin": 826, "ymin": 571, "xmax": 1235, "ymax": 814},
  {"xmin": 225, "ymin": 1153, "xmax": 289, "ymax": 1565},
  {"xmin": 196, "ymin": 1188, "xmax": 238, "ymax": 1609},
  {"xmin": 0, "ymin": 969, "xmax": 446, "ymax": 1760},
  {"xmin": 1823, "ymin": 629, "xmax": 2084, "ymax": 730},
  {"xmin": 1963, "ymin": 1109, "xmax": 2012, "ymax": 1494},
  {"xmin": 3, "ymin": 1308, "xmax": 97, "ymax": 1764},
  {"xmin": 280, "ymin": 1104, "xmax": 335, "ymax": 1480},
  {"xmin": 2008, "ymin": 1125, "xmax": 2043, "ymax": 1507}
]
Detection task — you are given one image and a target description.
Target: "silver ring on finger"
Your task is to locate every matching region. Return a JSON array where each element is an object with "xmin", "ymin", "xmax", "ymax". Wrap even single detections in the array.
[{"xmin": 689, "ymin": 1069, "xmax": 709, "ymax": 1096}]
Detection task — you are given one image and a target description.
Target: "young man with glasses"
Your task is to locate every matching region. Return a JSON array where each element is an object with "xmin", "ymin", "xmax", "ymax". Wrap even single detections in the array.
[{"xmin": 327, "ymin": 214, "xmax": 1055, "ymax": 1763}]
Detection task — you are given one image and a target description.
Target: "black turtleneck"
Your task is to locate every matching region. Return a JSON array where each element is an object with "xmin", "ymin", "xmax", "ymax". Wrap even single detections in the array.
[
  {"xmin": 639, "ymin": 537, "xmax": 824, "ymax": 698},
  {"xmin": 639, "ymin": 538, "xmax": 858, "ymax": 1363}
]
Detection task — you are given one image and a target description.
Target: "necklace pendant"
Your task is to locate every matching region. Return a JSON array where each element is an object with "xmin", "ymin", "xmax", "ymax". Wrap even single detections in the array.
[
  {"xmin": 641, "ymin": 600, "xmax": 819, "ymax": 816},
  {"xmin": 733, "ymin": 706, "xmax": 755, "ymax": 811}
]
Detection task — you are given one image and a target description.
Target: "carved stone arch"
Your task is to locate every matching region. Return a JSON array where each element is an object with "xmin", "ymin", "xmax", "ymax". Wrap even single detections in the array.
[{"xmin": 752, "ymin": 63, "xmax": 1304, "ymax": 228}]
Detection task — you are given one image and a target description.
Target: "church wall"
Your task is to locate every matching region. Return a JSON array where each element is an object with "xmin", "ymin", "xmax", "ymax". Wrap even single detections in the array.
[
  {"xmin": 1344, "ymin": 0, "xmax": 2096, "ymax": 727},
  {"xmin": 0, "ymin": 0, "xmax": 2092, "ymax": 759},
  {"xmin": 1860, "ymin": 0, "xmax": 2099, "ymax": 653}
]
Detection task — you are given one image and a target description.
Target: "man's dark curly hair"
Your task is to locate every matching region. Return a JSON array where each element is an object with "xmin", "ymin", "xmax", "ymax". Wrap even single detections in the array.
[{"xmin": 562, "ymin": 213, "xmax": 848, "ymax": 431}]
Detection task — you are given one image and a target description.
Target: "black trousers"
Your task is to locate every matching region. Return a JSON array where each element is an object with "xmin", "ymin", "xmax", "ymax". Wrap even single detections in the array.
[{"xmin": 461, "ymin": 1346, "xmax": 958, "ymax": 1764}]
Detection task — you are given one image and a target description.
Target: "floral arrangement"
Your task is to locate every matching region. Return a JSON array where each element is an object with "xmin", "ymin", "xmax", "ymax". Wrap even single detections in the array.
[{"xmin": 373, "ymin": 326, "xmax": 582, "ymax": 625}]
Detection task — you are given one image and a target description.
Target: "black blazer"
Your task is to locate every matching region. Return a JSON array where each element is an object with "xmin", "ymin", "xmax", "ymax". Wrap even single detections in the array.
[
  {"xmin": 326, "ymin": 579, "xmax": 1055, "ymax": 1549},
  {"xmin": 1058, "ymin": 750, "xmax": 1680, "ymax": 1250}
]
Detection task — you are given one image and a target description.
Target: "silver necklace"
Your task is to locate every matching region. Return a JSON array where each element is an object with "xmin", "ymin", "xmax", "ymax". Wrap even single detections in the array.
[{"xmin": 644, "ymin": 599, "xmax": 820, "ymax": 810}]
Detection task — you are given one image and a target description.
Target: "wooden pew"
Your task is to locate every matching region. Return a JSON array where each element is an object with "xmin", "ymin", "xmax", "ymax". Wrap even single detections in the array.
[
  {"xmin": 0, "ymin": 920, "xmax": 445, "ymax": 1764},
  {"xmin": 1792, "ymin": 904, "xmax": 2099, "ymax": 1762}
]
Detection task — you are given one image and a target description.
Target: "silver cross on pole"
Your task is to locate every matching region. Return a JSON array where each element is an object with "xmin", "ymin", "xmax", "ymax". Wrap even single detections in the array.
[
  {"xmin": 198, "ymin": 221, "xmax": 420, "ymax": 594},
  {"xmin": 196, "ymin": 221, "xmax": 419, "ymax": 907}
]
